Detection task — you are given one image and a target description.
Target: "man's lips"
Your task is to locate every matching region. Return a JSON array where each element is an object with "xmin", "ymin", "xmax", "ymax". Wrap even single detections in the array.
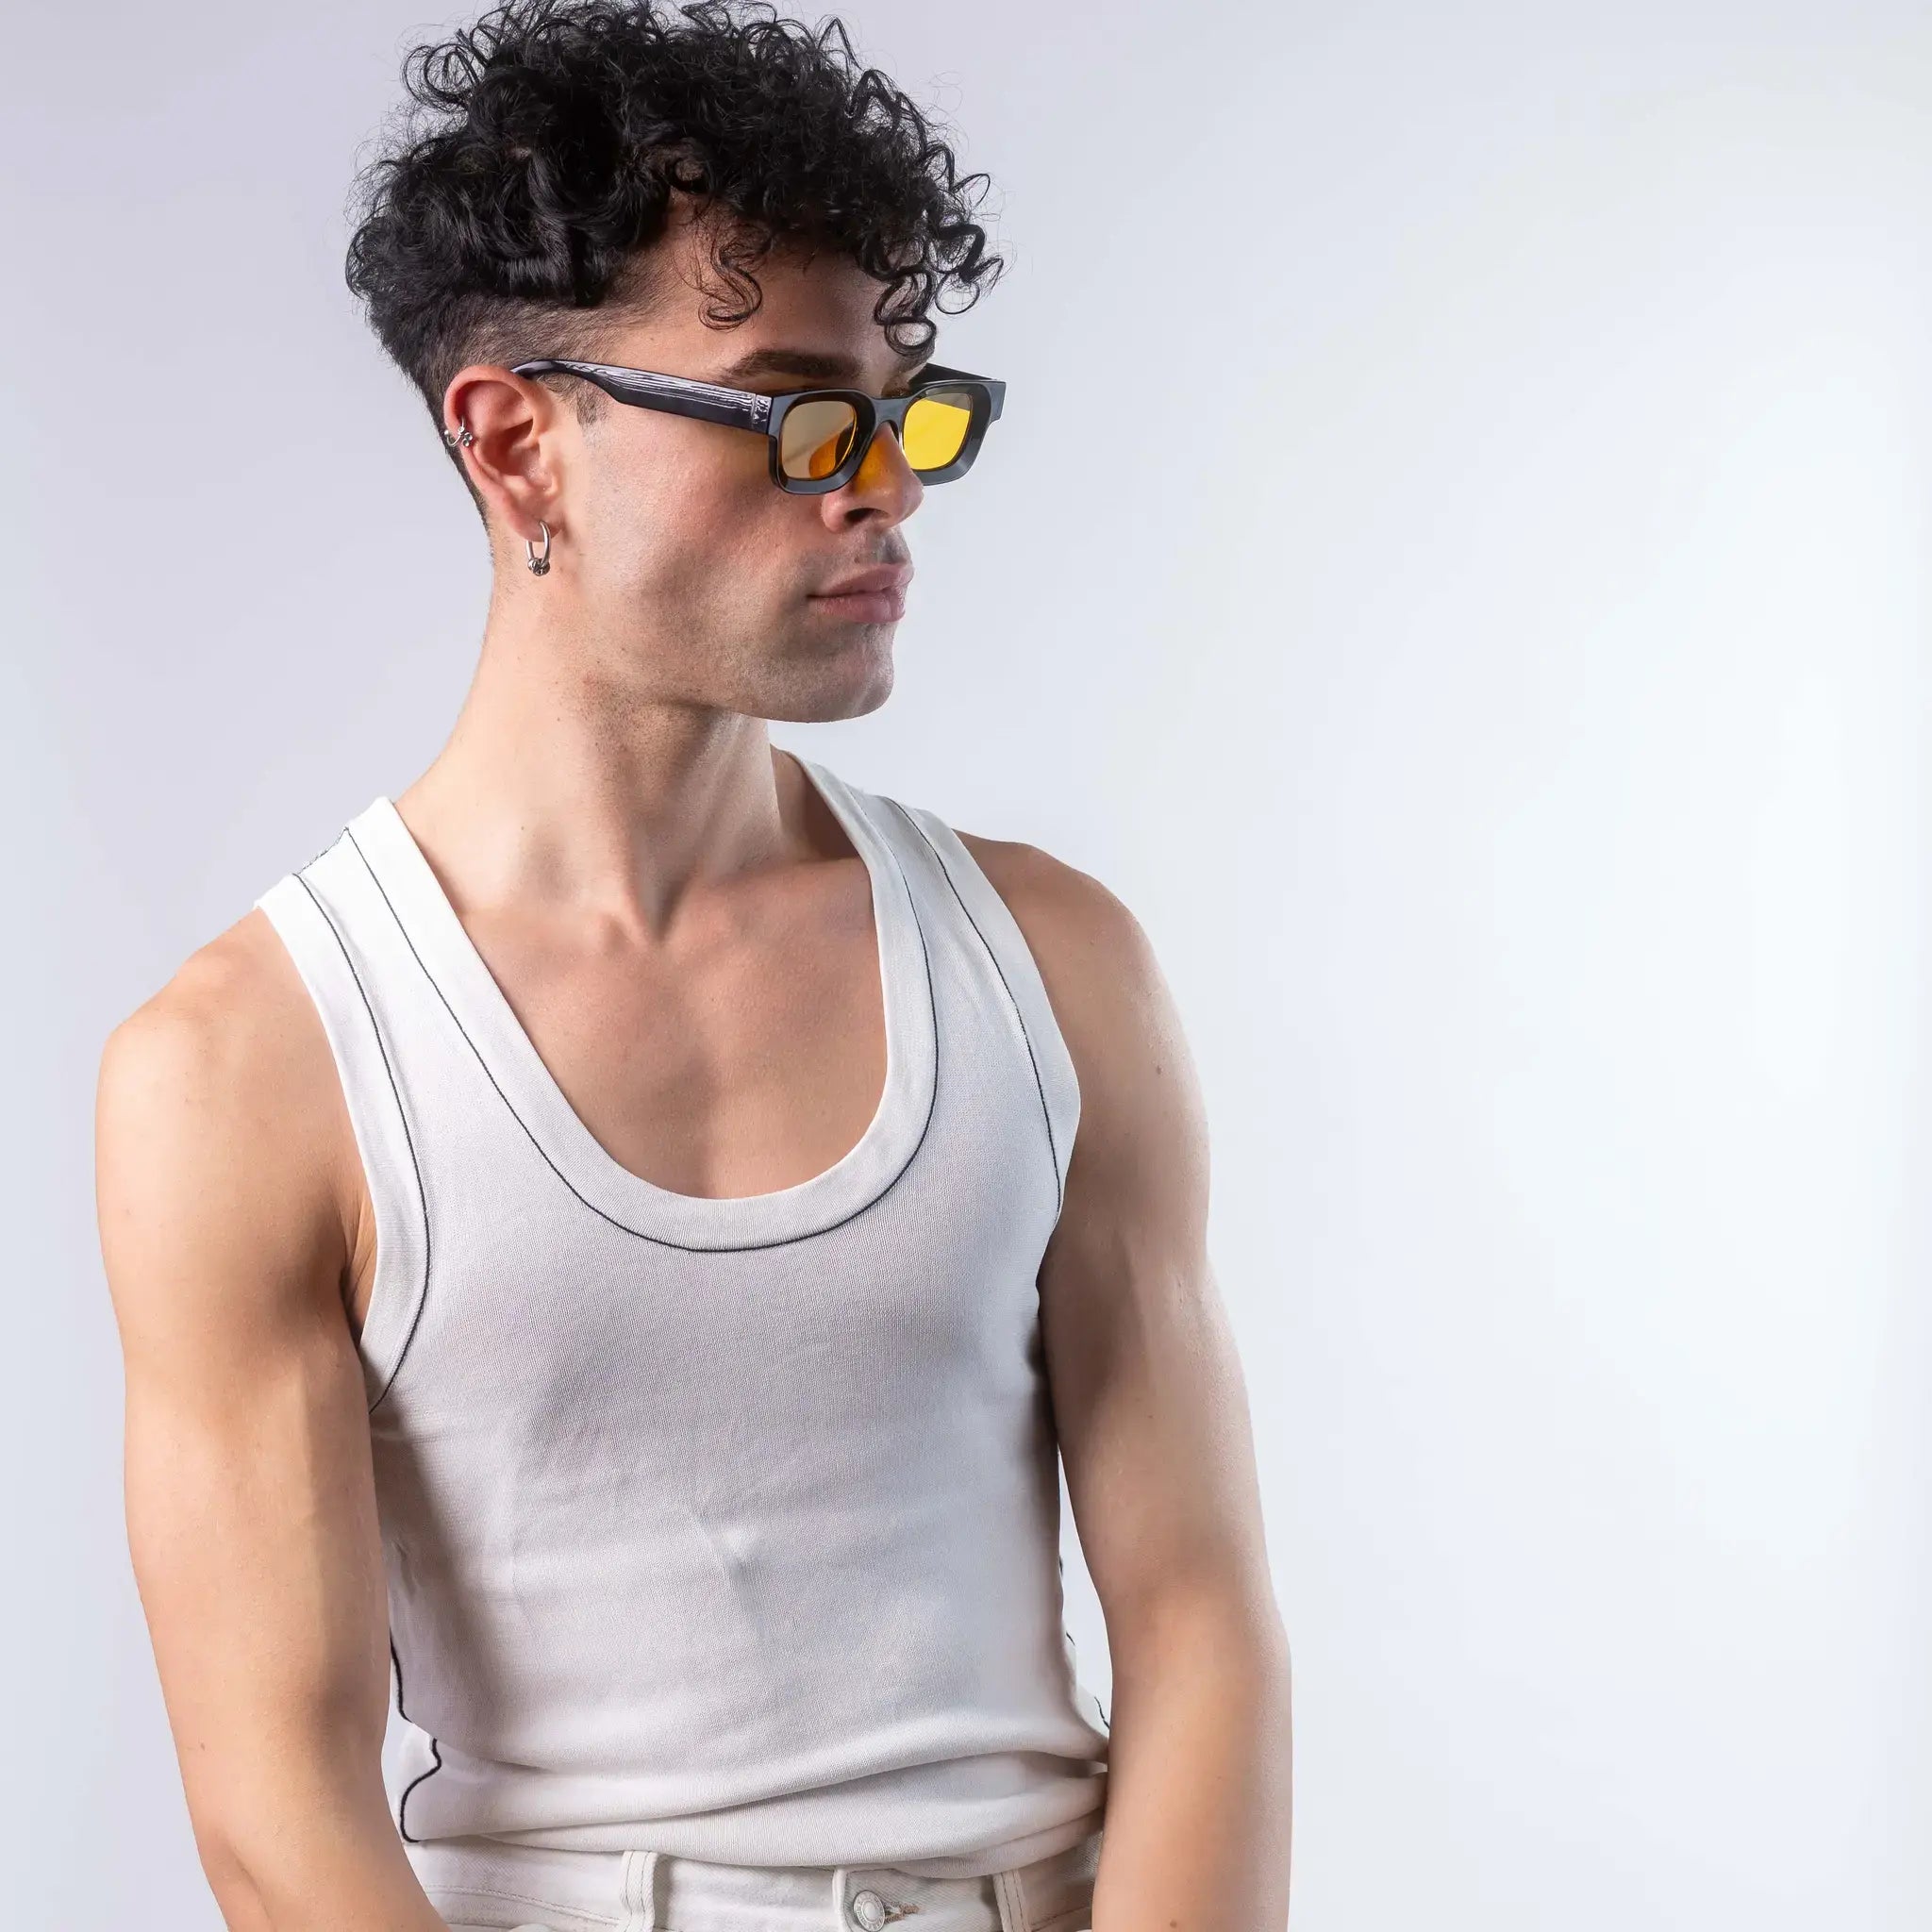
[
  {"xmin": 808, "ymin": 565, "xmax": 911, "ymax": 621},
  {"xmin": 808, "ymin": 584, "xmax": 908, "ymax": 621}
]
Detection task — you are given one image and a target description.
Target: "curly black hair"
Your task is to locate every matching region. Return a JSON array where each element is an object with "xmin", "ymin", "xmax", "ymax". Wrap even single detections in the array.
[{"xmin": 344, "ymin": 0, "xmax": 1007, "ymax": 516}]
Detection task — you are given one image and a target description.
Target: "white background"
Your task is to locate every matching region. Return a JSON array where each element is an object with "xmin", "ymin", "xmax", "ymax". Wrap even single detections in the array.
[{"xmin": 5, "ymin": 2, "xmax": 1926, "ymax": 1925}]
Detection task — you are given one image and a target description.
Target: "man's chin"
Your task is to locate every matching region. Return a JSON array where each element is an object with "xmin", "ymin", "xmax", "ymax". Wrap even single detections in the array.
[{"xmin": 758, "ymin": 639, "xmax": 895, "ymax": 723}]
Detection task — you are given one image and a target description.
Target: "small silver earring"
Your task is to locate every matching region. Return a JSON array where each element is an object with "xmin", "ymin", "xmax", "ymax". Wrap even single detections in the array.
[
  {"xmin": 525, "ymin": 521, "xmax": 552, "ymax": 575},
  {"xmin": 443, "ymin": 420, "xmax": 475, "ymax": 448}
]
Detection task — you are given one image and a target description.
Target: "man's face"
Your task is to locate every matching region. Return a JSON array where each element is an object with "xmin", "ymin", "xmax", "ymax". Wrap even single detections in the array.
[{"xmin": 523, "ymin": 207, "xmax": 937, "ymax": 724}]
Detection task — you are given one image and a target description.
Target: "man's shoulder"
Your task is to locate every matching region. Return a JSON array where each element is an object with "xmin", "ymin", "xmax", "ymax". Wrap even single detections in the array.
[
  {"xmin": 813, "ymin": 759, "xmax": 1174, "ymax": 1068},
  {"xmin": 933, "ymin": 813, "xmax": 1207, "ymax": 1260},
  {"xmin": 103, "ymin": 903, "xmax": 314, "ymax": 1100},
  {"xmin": 99, "ymin": 784, "xmax": 367, "ymax": 1124},
  {"xmin": 908, "ymin": 814, "xmax": 1167, "ymax": 1074},
  {"xmin": 96, "ymin": 904, "xmax": 356, "ymax": 1294},
  {"xmin": 918, "ymin": 815, "xmax": 1141, "ymax": 965}
]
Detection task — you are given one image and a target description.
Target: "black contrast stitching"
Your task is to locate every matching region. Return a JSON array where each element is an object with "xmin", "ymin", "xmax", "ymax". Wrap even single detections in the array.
[
  {"xmin": 885, "ymin": 801, "xmax": 1066, "ymax": 1219},
  {"xmin": 341, "ymin": 817, "xmax": 941, "ymax": 1253},
  {"xmin": 292, "ymin": 863, "xmax": 431, "ymax": 1419},
  {"xmin": 391, "ymin": 1628, "xmax": 443, "ymax": 1841}
]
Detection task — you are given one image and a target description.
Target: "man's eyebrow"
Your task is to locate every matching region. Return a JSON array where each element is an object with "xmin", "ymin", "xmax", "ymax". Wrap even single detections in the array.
[{"xmin": 708, "ymin": 346, "xmax": 933, "ymax": 390}]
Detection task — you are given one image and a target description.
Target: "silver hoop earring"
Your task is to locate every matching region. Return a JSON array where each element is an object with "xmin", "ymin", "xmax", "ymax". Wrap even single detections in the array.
[
  {"xmin": 525, "ymin": 521, "xmax": 552, "ymax": 576},
  {"xmin": 442, "ymin": 420, "xmax": 475, "ymax": 448}
]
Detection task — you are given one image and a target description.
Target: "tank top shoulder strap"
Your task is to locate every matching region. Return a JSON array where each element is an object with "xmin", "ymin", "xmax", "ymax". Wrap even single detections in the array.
[
  {"xmin": 253, "ymin": 813, "xmax": 431, "ymax": 1413},
  {"xmin": 853, "ymin": 782, "xmax": 1083, "ymax": 1224}
]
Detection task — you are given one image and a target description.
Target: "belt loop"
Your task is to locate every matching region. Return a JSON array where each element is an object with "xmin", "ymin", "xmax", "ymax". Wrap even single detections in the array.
[
  {"xmin": 993, "ymin": 1867, "xmax": 1033, "ymax": 1932},
  {"xmin": 830, "ymin": 1863, "xmax": 849, "ymax": 1927},
  {"xmin": 620, "ymin": 1848, "xmax": 661, "ymax": 1932}
]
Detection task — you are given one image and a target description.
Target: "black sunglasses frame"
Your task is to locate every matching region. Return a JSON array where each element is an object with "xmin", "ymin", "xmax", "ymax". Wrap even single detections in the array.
[{"xmin": 505, "ymin": 358, "xmax": 1006, "ymax": 495}]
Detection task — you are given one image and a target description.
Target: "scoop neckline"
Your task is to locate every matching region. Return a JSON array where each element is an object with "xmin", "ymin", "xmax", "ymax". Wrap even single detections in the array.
[{"xmin": 343, "ymin": 752, "xmax": 937, "ymax": 1250}]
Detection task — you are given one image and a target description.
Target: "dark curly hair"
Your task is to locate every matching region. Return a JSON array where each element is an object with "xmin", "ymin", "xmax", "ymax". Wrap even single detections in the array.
[{"xmin": 343, "ymin": 0, "xmax": 1007, "ymax": 517}]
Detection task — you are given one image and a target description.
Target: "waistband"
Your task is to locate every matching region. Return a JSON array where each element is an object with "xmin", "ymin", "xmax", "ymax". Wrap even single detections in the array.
[{"xmin": 408, "ymin": 1827, "xmax": 1103, "ymax": 1932}]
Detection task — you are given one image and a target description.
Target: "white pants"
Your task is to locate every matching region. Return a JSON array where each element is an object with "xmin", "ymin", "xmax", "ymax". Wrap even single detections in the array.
[{"xmin": 415, "ymin": 1825, "xmax": 1103, "ymax": 1932}]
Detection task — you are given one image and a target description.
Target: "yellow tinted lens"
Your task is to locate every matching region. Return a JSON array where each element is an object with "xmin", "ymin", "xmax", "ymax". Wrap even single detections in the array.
[
  {"xmin": 780, "ymin": 398, "xmax": 861, "ymax": 480},
  {"xmin": 902, "ymin": 390, "xmax": 974, "ymax": 471}
]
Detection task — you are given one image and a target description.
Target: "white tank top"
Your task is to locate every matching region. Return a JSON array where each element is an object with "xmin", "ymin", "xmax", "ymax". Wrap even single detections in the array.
[{"xmin": 252, "ymin": 753, "xmax": 1111, "ymax": 1878}]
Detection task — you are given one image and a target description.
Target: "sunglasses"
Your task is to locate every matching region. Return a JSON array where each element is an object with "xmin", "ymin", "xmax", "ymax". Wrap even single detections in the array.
[{"xmin": 500, "ymin": 358, "xmax": 1005, "ymax": 495}]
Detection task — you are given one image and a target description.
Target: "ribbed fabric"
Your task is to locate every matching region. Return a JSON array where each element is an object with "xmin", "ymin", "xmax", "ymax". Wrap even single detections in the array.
[{"xmin": 252, "ymin": 754, "xmax": 1110, "ymax": 1878}]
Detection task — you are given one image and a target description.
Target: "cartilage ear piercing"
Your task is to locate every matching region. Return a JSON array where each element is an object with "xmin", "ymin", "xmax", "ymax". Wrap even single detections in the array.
[
  {"xmin": 443, "ymin": 420, "xmax": 475, "ymax": 448},
  {"xmin": 526, "ymin": 521, "xmax": 552, "ymax": 576}
]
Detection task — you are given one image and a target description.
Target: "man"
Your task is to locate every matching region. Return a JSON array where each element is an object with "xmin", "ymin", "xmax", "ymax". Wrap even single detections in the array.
[{"xmin": 94, "ymin": 3, "xmax": 1291, "ymax": 1927}]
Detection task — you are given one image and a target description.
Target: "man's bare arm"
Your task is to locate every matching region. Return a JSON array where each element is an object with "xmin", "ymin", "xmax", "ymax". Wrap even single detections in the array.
[
  {"xmin": 962, "ymin": 833, "xmax": 1293, "ymax": 1932},
  {"xmin": 94, "ymin": 910, "xmax": 446, "ymax": 1932}
]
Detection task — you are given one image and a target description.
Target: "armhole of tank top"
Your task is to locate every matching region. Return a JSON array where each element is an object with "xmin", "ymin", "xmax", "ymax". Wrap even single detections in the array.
[
  {"xmin": 883, "ymin": 798, "xmax": 1082, "ymax": 1224},
  {"xmin": 253, "ymin": 867, "xmax": 428, "ymax": 1415}
]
